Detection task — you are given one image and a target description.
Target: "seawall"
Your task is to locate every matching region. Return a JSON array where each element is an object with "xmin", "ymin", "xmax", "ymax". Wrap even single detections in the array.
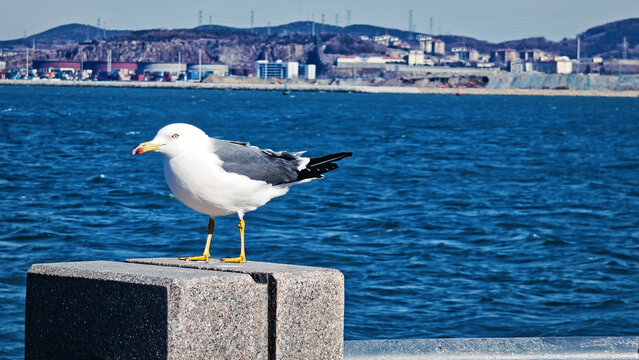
[{"xmin": 1, "ymin": 79, "xmax": 639, "ymax": 97}]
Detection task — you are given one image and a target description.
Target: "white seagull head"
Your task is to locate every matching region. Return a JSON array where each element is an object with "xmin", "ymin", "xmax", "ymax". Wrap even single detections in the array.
[{"xmin": 132, "ymin": 123, "xmax": 211, "ymax": 158}]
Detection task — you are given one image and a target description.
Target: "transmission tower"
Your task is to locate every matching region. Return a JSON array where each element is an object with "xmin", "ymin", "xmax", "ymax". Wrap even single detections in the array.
[
  {"xmin": 198, "ymin": 10, "xmax": 202, "ymax": 26},
  {"xmin": 250, "ymin": 10, "xmax": 254, "ymax": 29},
  {"xmin": 335, "ymin": 13, "xmax": 339, "ymax": 26},
  {"xmin": 408, "ymin": 9, "xmax": 413, "ymax": 32},
  {"xmin": 347, "ymin": 10, "xmax": 351, "ymax": 26},
  {"xmin": 209, "ymin": 15, "xmax": 212, "ymax": 25}
]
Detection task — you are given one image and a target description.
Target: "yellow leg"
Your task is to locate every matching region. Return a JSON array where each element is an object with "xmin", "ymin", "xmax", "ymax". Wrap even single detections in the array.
[
  {"xmin": 223, "ymin": 218, "xmax": 246, "ymax": 263},
  {"xmin": 180, "ymin": 218, "xmax": 214, "ymax": 261}
]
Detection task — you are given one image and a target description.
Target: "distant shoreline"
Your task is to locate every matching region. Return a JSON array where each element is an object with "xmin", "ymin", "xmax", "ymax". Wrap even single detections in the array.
[{"xmin": 1, "ymin": 79, "xmax": 638, "ymax": 98}]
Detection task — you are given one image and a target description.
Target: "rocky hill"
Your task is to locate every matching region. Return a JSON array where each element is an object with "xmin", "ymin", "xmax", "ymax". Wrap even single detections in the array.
[
  {"xmin": 577, "ymin": 18, "xmax": 639, "ymax": 58},
  {"xmin": 0, "ymin": 23, "xmax": 130, "ymax": 49},
  {"xmin": 1, "ymin": 18, "xmax": 637, "ymax": 72}
]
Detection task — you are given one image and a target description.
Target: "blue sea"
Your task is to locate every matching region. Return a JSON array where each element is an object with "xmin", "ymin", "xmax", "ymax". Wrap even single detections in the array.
[{"xmin": 1, "ymin": 85, "xmax": 638, "ymax": 358}]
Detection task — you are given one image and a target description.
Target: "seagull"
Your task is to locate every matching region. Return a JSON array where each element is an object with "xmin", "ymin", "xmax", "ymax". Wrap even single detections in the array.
[{"xmin": 132, "ymin": 123, "xmax": 351, "ymax": 263}]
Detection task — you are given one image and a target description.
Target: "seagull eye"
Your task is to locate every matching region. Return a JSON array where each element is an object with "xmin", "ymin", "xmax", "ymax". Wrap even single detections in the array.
[{"xmin": 171, "ymin": 134, "xmax": 179, "ymax": 139}]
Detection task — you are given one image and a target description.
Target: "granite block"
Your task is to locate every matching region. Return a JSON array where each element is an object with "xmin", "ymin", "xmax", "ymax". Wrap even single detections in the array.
[
  {"xmin": 344, "ymin": 337, "xmax": 639, "ymax": 360},
  {"xmin": 26, "ymin": 261, "xmax": 268, "ymax": 360},
  {"xmin": 126, "ymin": 257, "xmax": 345, "ymax": 360}
]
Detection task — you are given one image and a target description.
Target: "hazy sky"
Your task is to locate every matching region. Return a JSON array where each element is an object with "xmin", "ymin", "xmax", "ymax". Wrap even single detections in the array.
[{"xmin": 1, "ymin": 0, "xmax": 638, "ymax": 42}]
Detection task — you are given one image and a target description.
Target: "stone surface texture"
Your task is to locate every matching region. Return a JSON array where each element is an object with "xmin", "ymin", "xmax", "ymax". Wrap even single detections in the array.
[
  {"xmin": 26, "ymin": 261, "xmax": 268, "ymax": 360},
  {"xmin": 344, "ymin": 337, "xmax": 639, "ymax": 360},
  {"xmin": 127, "ymin": 257, "xmax": 345, "ymax": 360}
]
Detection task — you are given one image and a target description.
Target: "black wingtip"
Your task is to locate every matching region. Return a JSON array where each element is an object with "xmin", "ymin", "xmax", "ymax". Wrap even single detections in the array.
[
  {"xmin": 291, "ymin": 151, "xmax": 352, "ymax": 183},
  {"xmin": 308, "ymin": 152, "xmax": 353, "ymax": 167}
]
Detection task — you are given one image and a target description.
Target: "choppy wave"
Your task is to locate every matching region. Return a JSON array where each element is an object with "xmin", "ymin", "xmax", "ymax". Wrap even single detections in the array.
[{"xmin": 0, "ymin": 86, "xmax": 638, "ymax": 358}]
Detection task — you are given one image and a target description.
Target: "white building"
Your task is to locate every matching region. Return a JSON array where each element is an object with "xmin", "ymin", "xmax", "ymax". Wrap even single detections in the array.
[
  {"xmin": 556, "ymin": 56, "xmax": 573, "ymax": 74},
  {"xmin": 407, "ymin": 50, "xmax": 425, "ymax": 66},
  {"xmin": 299, "ymin": 64, "xmax": 316, "ymax": 80},
  {"xmin": 337, "ymin": 56, "xmax": 403, "ymax": 68},
  {"xmin": 433, "ymin": 39, "xmax": 445, "ymax": 55},
  {"xmin": 139, "ymin": 63, "xmax": 187, "ymax": 73},
  {"xmin": 372, "ymin": 35, "xmax": 401, "ymax": 47},
  {"xmin": 283, "ymin": 61, "xmax": 299, "ymax": 78},
  {"xmin": 533, "ymin": 56, "xmax": 573, "ymax": 74},
  {"xmin": 417, "ymin": 35, "xmax": 433, "ymax": 53},
  {"xmin": 256, "ymin": 60, "xmax": 316, "ymax": 80}
]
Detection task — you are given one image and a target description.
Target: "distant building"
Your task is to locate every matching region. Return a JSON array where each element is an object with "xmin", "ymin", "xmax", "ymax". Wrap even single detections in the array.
[
  {"xmin": 490, "ymin": 49, "xmax": 519, "ymax": 64},
  {"xmin": 602, "ymin": 59, "xmax": 639, "ymax": 75},
  {"xmin": 32, "ymin": 60, "xmax": 82, "ymax": 71},
  {"xmin": 138, "ymin": 63, "xmax": 185, "ymax": 74},
  {"xmin": 187, "ymin": 64, "xmax": 229, "ymax": 79},
  {"xmin": 255, "ymin": 60, "xmax": 314, "ymax": 80},
  {"xmin": 372, "ymin": 35, "xmax": 401, "ymax": 47},
  {"xmin": 337, "ymin": 56, "xmax": 403, "ymax": 68},
  {"xmin": 533, "ymin": 57, "xmax": 573, "ymax": 74},
  {"xmin": 573, "ymin": 60, "xmax": 602, "ymax": 74},
  {"xmin": 525, "ymin": 62, "xmax": 534, "ymax": 72},
  {"xmin": 283, "ymin": 61, "xmax": 299, "ymax": 79},
  {"xmin": 509, "ymin": 59, "xmax": 524, "ymax": 73},
  {"xmin": 477, "ymin": 54, "xmax": 491, "ymax": 63},
  {"xmin": 256, "ymin": 60, "xmax": 285, "ymax": 79},
  {"xmin": 383, "ymin": 56, "xmax": 404, "ymax": 63},
  {"xmin": 0, "ymin": 61, "xmax": 6, "ymax": 70},
  {"xmin": 433, "ymin": 39, "xmax": 445, "ymax": 55},
  {"xmin": 337, "ymin": 56, "xmax": 383, "ymax": 69},
  {"xmin": 298, "ymin": 63, "xmax": 316, "ymax": 80},
  {"xmin": 256, "ymin": 60, "xmax": 280, "ymax": 79},
  {"xmin": 87, "ymin": 61, "xmax": 138, "ymax": 73},
  {"xmin": 417, "ymin": 35, "xmax": 433, "ymax": 53},
  {"xmin": 451, "ymin": 47, "xmax": 479, "ymax": 62},
  {"xmin": 32, "ymin": 60, "xmax": 139, "ymax": 80},
  {"xmin": 407, "ymin": 50, "xmax": 425, "ymax": 66},
  {"xmin": 519, "ymin": 50, "xmax": 546, "ymax": 62}
]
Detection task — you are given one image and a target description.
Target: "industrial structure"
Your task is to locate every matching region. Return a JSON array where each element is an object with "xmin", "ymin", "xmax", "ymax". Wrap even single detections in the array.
[
  {"xmin": 255, "ymin": 60, "xmax": 316, "ymax": 80},
  {"xmin": 28, "ymin": 60, "xmax": 229, "ymax": 81}
]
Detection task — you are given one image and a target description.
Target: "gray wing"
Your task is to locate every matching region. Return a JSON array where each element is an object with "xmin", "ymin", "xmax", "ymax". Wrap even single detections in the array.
[{"xmin": 211, "ymin": 138, "xmax": 306, "ymax": 185}]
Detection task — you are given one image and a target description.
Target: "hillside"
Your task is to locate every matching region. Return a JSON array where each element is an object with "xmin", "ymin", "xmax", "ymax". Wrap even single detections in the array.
[
  {"xmin": 578, "ymin": 18, "xmax": 639, "ymax": 58},
  {"xmin": 1, "ymin": 18, "xmax": 637, "ymax": 72},
  {"xmin": 0, "ymin": 23, "xmax": 130, "ymax": 49}
]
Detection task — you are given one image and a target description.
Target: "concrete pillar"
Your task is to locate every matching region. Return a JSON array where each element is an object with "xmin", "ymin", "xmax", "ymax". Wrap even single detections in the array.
[
  {"xmin": 26, "ymin": 259, "xmax": 344, "ymax": 360},
  {"xmin": 127, "ymin": 258, "xmax": 345, "ymax": 360}
]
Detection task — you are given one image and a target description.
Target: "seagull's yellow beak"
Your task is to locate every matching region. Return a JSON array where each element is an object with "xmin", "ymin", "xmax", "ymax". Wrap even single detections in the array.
[{"xmin": 132, "ymin": 141, "xmax": 160, "ymax": 155}]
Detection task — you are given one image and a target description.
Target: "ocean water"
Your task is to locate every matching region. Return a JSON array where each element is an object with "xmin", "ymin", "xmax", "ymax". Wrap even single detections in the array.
[{"xmin": 1, "ymin": 85, "xmax": 638, "ymax": 358}]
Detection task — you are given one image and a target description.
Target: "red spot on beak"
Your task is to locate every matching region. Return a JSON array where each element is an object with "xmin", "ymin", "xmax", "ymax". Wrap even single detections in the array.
[{"xmin": 132, "ymin": 145, "xmax": 145, "ymax": 155}]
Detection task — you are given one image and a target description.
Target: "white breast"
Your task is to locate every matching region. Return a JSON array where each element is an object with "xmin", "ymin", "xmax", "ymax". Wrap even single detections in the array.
[{"xmin": 163, "ymin": 151, "xmax": 289, "ymax": 217}]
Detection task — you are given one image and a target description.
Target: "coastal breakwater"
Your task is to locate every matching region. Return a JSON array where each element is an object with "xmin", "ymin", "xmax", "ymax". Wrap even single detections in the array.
[
  {"xmin": 2, "ymin": 74, "xmax": 639, "ymax": 97},
  {"xmin": 484, "ymin": 73, "xmax": 639, "ymax": 91}
]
